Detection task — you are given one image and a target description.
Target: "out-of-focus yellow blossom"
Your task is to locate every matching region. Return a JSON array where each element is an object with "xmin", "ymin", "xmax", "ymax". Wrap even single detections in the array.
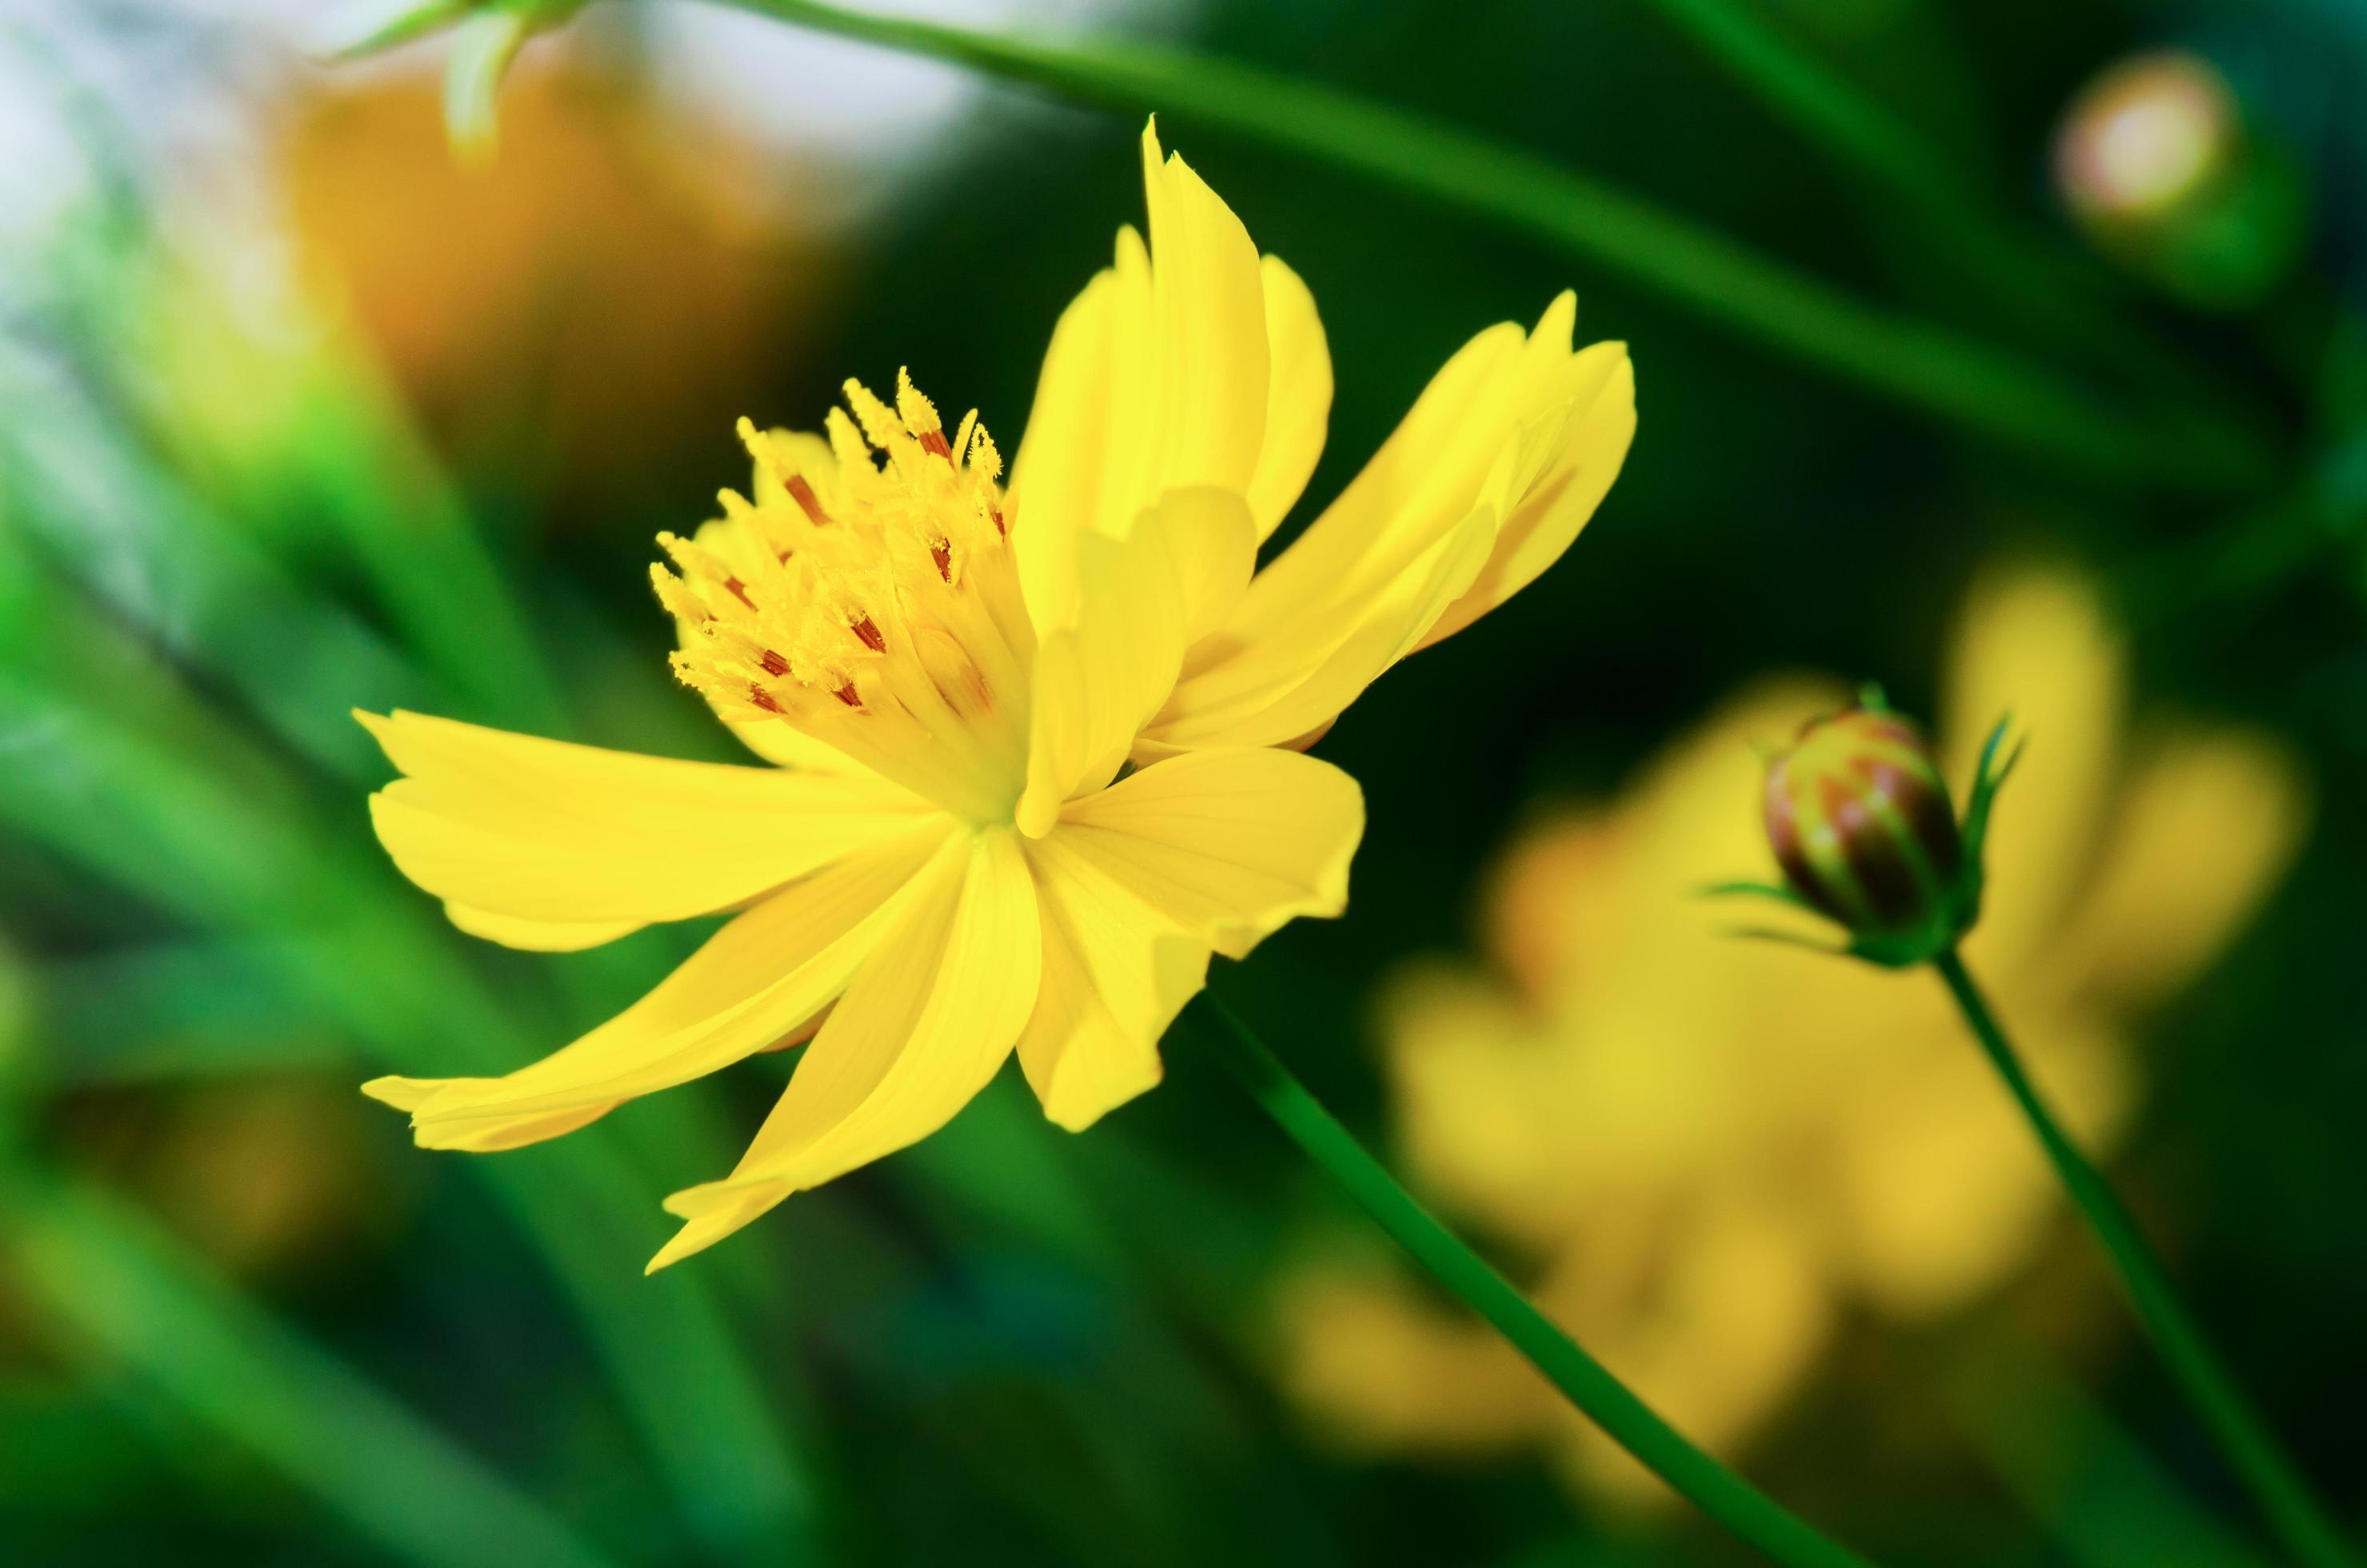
[
  {"xmin": 69, "ymin": 1078, "xmax": 394, "ymax": 1285},
  {"xmin": 359, "ymin": 123, "xmax": 1636, "ymax": 1271},
  {"xmin": 0, "ymin": 952, "xmax": 383, "ymax": 1361},
  {"xmin": 1278, "ymin": 564, "xmax": 2306, "ymax": 1506},
  {"xmin": 282, "ymin": 63, "xmax": 807, "ymax": 498}
]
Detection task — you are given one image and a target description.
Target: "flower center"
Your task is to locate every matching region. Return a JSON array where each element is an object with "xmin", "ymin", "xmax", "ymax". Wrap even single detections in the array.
[{"xmin": 654, "ymin": 372, "xmax": 1034, "ymax": 823}]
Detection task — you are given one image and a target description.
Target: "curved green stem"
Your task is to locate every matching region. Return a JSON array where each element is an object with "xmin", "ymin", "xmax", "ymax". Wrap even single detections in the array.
[
  {"xmin": 1189, "ymin": 995, "xmax": 1880, "ymax": 1568},
  {"xmin": 1932, "ymin": 950, "xmax": 2353, "ymax": 1568}
]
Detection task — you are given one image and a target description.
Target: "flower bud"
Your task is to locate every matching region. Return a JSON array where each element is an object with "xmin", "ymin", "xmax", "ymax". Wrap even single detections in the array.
[
  {"xmin": 2053, "ymin": 50, "xmax": 2304, "ymax": 310},
  {"xmin": 1764, "ymin": 706, "xmax": 1963, "ymax": 943}
]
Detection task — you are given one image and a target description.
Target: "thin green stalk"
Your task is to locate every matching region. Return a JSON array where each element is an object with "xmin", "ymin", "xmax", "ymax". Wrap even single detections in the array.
[
  {"xmin": 711, "ymin": 0, "xmax": 2265, "ymax": 492},
  {"xmin": 1189, "ymin": 995, "xmax": 1880, "ymax": 1568},
  {"xmin": 1932, "ymin": 950, "xmax": 2353, "ymax": 1568}
]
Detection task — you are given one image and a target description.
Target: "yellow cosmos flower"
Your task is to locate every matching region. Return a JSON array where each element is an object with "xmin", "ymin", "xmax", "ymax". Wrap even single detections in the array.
[
  {"xmin": 357, "ymin": 123, "xmax": 1636, "ymax": 1272},
  {"xmin": 1277, "ymin": 563, "xmax": 2305, "ymax": 1505}
]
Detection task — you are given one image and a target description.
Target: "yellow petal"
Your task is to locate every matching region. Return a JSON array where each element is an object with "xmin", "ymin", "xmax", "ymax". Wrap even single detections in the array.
[
  {"xmin": 1139, "ymin": 501, "xmax": 1498, "ymax": 752},
  {"xmin": 712, "ymin": 714, "xmax": 870, "ymax": 773},
  {"xmin": 1010, "ymin": 261, "xmax": 1128, "ymax": 630},
  {"xmin": 1146, "ymin": 298, "xmax": 1623, "ymax": 752},
  {"xmin": 1416, "ymin": 342, "xmax": 1633, "ymax": 651},
  {"xmin": 1941, "ymin": 567, "xmax": 2124, "ymax": 977},
  {"xmin": 359, "ymin": 710, "xmax": 929, "ymax": 937},
  {"xmin": 1245, "ymin": 255, "xmax": 1331, "ymax": 542},
  {"xmin": 1009, "ymin": 122, "xmax": 1269, "ymax": 632},
  {"xmin": 1135, "ymin": 120, "xmax": 1269, "ymax": 504},
  {"xmin": 441, "ymin": 902, "xmax": 643, "ymax": 953},
  {"xmin": 1016, "ymin": 487, "xmax": 1254, "ymax": 836},
  {"xmin": 1218, "ymin": 292, "xmax": 1586, "ymax": 653},
  {"xmin": 1051, "ymin": 747, "xmax": 1361, "ymax": 959},
  {"xmin": 1014, "ymin": 830, "xmax": 1212, "ymax": 1131},
  {"xmin": 2053, "ymin": 727, "xmax": 2309, "ymax": 1004},
  {"xmin": 362, "ymin": 822, "xmax": 955, "ymax": 1152},
  {"xmin": 648, "ymin": 828, "xmax": 1042, "ymax": 1270}
]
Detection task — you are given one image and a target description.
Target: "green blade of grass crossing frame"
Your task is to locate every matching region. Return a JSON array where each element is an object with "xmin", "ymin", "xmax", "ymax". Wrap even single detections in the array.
[
  {"xmin": 1625, "ymin": 0, "xmax": 2273, "ymax": 456},
  {"xmin": 713, "ymin": 0, "xmax": 2268, "ymax": 491},
  {"xmin": 0, "ymin": 546, "xmax": 830, "ymax": 1561},
  {"xmin": 1941, "ymin": 1334, "xmax": 2274, "ymax": 1568},
  {"xmin": 26, "ymin": 100, "xmax": 572, "ymax": 741}
]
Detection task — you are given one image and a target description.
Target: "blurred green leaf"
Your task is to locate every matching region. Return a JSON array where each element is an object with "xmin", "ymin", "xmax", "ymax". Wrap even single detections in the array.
[
  {"xmin": 15, "ymin": 192, "xmax": 571, "ymax": 744},
  {"xmin": 1626, "ymin": 0, "xmax": 2269, "ymax": 450},
  {"xmin": 28, "ymin": 940, "xmax": 353, "ymax": 1086},
  {"xmin": 0, "ymin": 554, "xmax": 830, "ymax": 1560},
  {"xmin": 0, "ymin": 1169, "xmax": 617, "ymax": 1568},
  {"xmin": 319, "ymin": 0, "xmax": 2258, "ymax": 484},
  {"xmin": 0, "ymin": 360, "xmax": 418, "ymax": 782},
  {"xmin": 1941, "ymin": 1335, "xmax": 2273, "ymax": 1568},
  {"xmin": 701, "ymin": 0, "xmax": 2261, "ymax": 491}
]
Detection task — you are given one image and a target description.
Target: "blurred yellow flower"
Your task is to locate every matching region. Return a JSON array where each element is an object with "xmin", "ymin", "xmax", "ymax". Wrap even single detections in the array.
[
  {"xmin": 359, "ymin": 123, "xmax": 1635, "ymax": 1271},
  {"xmin": 63, "ymin": 1078, "xmax": 398, "ymax": 1286},
  {"xmin": 1277, "ymin": 564, "xmax": 2306, "ymax": 1506},
  {"xmin": 282, "ymin": 62, "xmax": 809, "ymax": 501}
]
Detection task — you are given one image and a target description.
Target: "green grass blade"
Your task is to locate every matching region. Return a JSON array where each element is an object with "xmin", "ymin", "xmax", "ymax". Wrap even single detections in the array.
[
  {"xmin": 714, "ymin": 0, "xmax": 2265, "ymax": 490},
  {"xmin": 28, "ymin": 940, "xmax": 353, "ymax": 1085},
  {"xmin": 0, "ymin": 353, "xmax": 421, "ymax": 781},
  {"xmin": 1640, "ymin": 0, "xmax": 1973, "ymax": 202},
  {"xmin": 0, "ymin": 574, "xmax": 830, "ymax": 1561},
  {"xmin": 0, "ymin": 1169, "xmax": 617, "ymax": 1568},
  {"xmin": 180, "ymin": 318, "xmax": 577, "ymax": 740},
  {"xmin": 1626, "ymin": 0, "xmax": 2272, "ymax": 450},
  {"xmin": 250, "ymin": 378, "xmax": 576, "ymax": 738},
  {"xmin": 1941, "ymin": 1334, "xmax": 2273, "ymax": 1568},
  {"xmin": 20, "ymin": 119, "xmax": 572, "ymax": 741}
]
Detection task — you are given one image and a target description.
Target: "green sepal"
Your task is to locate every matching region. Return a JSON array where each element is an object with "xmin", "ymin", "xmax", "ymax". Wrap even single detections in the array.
[
  {"xmin": 1697, "ymin": 878, "xmax": 1817, "ymax": 910},
  {"xmin": 312, "ymin": 0, "xmax": 475, "ymax": 60},
  {"xmin": 314, "ymin": 0, "xmax": 593, "ymax": 159},
  {"xmin": 1959, "ymin": 712, "xmax": 2022, "ymax": 869},
  {"xmin": 1721, "ymin": 924, "xmax": 1852, "ymax": 956},
  {"xmin": 443, "ymin": 7, "xmax": 534, "ymax": 162}
]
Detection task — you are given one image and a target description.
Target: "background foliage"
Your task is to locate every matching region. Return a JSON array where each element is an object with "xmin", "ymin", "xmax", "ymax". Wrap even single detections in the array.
[{"xmin": 1, "ymin": 0, "xmax": 2361, "ymax": 1563}]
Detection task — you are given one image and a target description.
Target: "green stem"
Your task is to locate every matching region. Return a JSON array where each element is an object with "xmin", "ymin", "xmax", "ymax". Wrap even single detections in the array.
[
  {"xmin": 710, "ymin": 0, "xmax": 2266, "ymax": 492},
  {"xmin": 1932, "ymin": 949, "xmax": 2353, "ymax": 1568},
  {"xmin": 1189, "ymin": 995, "xmax": 1880, "ymax": 1568}
]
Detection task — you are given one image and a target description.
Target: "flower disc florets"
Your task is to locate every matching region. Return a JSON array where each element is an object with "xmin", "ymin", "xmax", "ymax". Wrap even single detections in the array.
[{"xmin": 654, "ymin": 371, "xmax": 1035, "ymax": 823}]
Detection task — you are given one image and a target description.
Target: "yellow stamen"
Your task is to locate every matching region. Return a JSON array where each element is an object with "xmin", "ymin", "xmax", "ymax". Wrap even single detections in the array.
[{"xmin": 656, "ymin": 376, "xmax": 1034, "ymax": 823}]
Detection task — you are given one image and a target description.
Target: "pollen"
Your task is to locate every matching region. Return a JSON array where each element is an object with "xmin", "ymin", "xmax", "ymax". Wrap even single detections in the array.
[{"xmin": 655, "ymin": 373, "xmax": 1034, "ymax": 823}]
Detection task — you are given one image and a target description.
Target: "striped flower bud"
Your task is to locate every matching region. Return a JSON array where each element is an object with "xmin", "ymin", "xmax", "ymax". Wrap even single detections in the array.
[{"xmin": 1764, "ymin": 706, "xmax": 1965, "ymax": 944}]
